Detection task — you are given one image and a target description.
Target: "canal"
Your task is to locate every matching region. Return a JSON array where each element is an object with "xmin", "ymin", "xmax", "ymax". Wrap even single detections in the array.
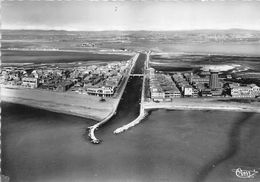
[
  {"xmin": 95, "ymin": 53, "xmax": 146, "ymax": 141},
  {"xmin": 132, "ymin": 53, "xmax": 146, "ymax": 74}
]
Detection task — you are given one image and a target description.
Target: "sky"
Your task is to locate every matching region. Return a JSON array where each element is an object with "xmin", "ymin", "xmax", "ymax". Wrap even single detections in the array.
[{"xmin": 2, "ymin": 1, "xmax": 260, "ymax": 31}]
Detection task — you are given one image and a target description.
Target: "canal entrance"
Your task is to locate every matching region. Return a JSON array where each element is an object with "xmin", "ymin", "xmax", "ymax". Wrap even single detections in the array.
[{"xmin": 95, "ymin": 53, "xmax": 146, "ymax": 141}]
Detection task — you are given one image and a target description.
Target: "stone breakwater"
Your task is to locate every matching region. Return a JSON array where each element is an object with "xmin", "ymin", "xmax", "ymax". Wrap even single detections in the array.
[
  {"xmin": 113, "ymin": 109, "xmax": 147, "ymax": 134},
  {"xmin": 88, "ymin": 111, "xmax": 115, "ymax": 144}
]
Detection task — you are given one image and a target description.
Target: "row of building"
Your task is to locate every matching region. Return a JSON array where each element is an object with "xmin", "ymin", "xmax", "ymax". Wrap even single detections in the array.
[
  {"xmin": 149, "ymin": 68, "xmax": 181, "ymax": 102},
  {"xmin": 172, "ymin": 73, "xmax": 199, "ymax": 97},
  {"xmin": 230, "ymin": 83, "xmax": 260, "ymax": 98},
  {"xmin": 173, "ymin": 71, "xmax": 224, "ymax": 97},
  {"xmin": 184, "ymin": 71, "xmax": 260, "ymax": 98},
  {"xmin": 0, "ymin": 60, "xmax": 131, "ymax": 97},
  {"xmin": 148, "ymin": 68, "xmax": 260, "ymax": 101}
]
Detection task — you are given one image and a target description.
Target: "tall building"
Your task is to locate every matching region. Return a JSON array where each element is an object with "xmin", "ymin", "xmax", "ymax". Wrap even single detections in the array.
[
  {"xmin": 209, "ymin": 70, "xmax": 219, "ymax": 89},
  {"xmin": 189, "ymin": 72, "xmax": 193, "ymax": 83}
]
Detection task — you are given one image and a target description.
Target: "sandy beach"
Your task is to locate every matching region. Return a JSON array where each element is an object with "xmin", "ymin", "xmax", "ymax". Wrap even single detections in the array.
[
  {"xmin": 143, "ymin": 98, "xmax": 260, "ymax": 113},
  {"xmin": 1, "ymin": 87, "xmax": 118, "ymax": 121}
]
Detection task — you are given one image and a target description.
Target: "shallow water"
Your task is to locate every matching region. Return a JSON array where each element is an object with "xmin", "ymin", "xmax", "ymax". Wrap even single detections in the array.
[{"xmin": 2, "ymin": 102, "xmax": 260, "ymax": 182}]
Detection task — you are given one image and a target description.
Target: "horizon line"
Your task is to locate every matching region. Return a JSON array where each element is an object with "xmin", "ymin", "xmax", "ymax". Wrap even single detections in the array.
[{"xmin": 2, "ymin": 28, "xmax": 260, "ymax": 32}]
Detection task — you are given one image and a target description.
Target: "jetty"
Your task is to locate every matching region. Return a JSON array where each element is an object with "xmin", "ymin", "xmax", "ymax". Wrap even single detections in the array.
[
  {"xmin": 114, "ymin": 51, "xmax": 150, "ymax": 134},
  {"xmin": 88, "ymin": 53, "xmax": 140, "ymax": 144}
]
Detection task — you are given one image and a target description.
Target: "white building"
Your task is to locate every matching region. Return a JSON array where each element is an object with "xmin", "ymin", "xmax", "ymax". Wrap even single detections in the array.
[
  {"xmin": 184, "ymin": 86, "xmax": 193, "ymax": 96},
  {"xmin": 151, "ymin": 91, "xmax": 165, "ymax": 101},
  {"xmin": 86, "ymin": 86, "xmax": 114, "ymax": 97},
  {"xmin": 231, "ymin": 84, "xmax": 260, "ymax": 98},
  {"xmin": 22, "ymin": 77, "xmax": 39, "ymax": 88},
  {"xmin": 250, "ymin": 84, "xmax": 260, "ymax": 94}
]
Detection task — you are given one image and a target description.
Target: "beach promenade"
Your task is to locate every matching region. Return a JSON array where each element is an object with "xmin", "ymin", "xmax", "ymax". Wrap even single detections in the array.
[
  {"xmin": 1, "ymin": 87, "xmax": 114, "ymax": 121},
  {"xmin": 143, "ymin": 98, "xmax": 260, "ymax": 113}
]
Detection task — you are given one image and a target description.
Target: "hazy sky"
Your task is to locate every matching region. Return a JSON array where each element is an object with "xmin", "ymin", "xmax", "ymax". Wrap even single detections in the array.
[{"xmin": 2, "ymin": 1, "xmax": 260, "ymax": 31}]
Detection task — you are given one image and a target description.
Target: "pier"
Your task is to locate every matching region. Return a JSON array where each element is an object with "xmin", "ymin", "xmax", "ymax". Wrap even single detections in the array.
[{"xmin": 88, "ymin": 53, "xmax": 140, "ymax": 144}]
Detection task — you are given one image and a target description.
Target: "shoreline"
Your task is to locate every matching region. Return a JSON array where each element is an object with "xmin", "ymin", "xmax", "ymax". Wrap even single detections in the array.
[
  {"xmin": 142, "ymin": 99, "xmax": 260, "ymax": 113},
  {"xmin": 151, "ymin": 50, "xmax": 260, "ymax": 58},
  {"xmin": 113, "ymin": 99, "xmax": 260, "ymax": 134}
]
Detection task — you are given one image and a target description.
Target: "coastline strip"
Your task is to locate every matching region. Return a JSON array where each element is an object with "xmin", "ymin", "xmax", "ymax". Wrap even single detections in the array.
[
  {"xmin": 142, "ymin": 101, "xmax": 260, "ymax": 113},
  {"xmin": 88, "ymin": 53, "xmax": 140, "ymax": 144}
]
